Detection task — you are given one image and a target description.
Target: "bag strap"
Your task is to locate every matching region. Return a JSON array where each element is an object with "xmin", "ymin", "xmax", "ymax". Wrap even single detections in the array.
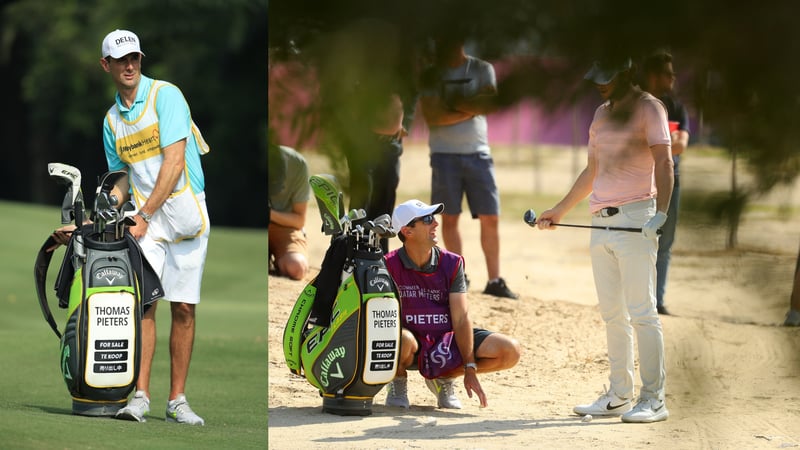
[
  {"xmin": 33, "ymin": 236, "xmax": 63, "ymax": 339},
  {"xmin": 282, "ymin": 279, "xmax": 318, "ymax": 376},
  {"xmin": 307, "ymin": 234, "xmax": 349, "ymax": 326}
]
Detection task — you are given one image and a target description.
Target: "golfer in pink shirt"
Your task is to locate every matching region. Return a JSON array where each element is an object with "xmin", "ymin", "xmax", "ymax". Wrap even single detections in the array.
[{"xmin": 537, "ymin": 57, "xmax": 673, "ymax": 423}]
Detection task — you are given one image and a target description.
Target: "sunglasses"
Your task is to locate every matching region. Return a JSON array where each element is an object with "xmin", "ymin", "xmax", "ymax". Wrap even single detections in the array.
[{"xmin": 407, "ymin": 214, "xmax": 435, "ymax": 227}]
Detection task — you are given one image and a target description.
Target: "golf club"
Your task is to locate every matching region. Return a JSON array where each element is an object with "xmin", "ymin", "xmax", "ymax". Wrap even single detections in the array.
[
  {"xmin": 97, "ymin": 170, "xmax": 129, "ymax": 206},
  {"xmin": 118, "ymin": 201, "xmax": 137, "ymax": 240},
  {"xmin": 93, "ymin": 191, "xmax": 113, "ymax": 241},
  {"xmin": 48, "ymin": 162, "xmax": 86, "ymax": 266},
  {"xmin": 93, "ymin": 170, "xmax": 129, "ymax": 242},
  {"xmin": 48, "ymin": 163, "xmax": 84, "ymax": 225},
  {"xmin": 365, "ymin": 213, "xmax": 395, "ymax": 248},
  {"xmin": 523, "ymin": 209, "xmax": 661, "ymax": 234},
  {"xmin": 341, "ymin": 208, "xmax": 367, "ymax": 235}
]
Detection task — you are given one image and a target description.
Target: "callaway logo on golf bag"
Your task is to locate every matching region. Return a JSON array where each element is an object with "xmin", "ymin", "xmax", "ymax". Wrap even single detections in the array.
[
  {"xmin": 283, "ymin": 174, "xmax": 401, "ymax": 416},
  {"xmin": 34, "ymin": 164, "xmax": 163, "ymax": 417}
]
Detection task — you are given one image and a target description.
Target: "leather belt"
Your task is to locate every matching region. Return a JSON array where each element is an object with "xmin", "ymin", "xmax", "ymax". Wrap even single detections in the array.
[{"xmin": 593, "ymin": 206, "xmax": 619, "ymax": 218}]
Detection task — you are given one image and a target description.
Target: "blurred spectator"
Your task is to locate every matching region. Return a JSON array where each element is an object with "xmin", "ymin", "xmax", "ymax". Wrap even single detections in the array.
[
  {"xmin": 268, "ymin": 143, "xmax": 310, "ymax": 280},
  {"xmin": 418, "ymin": 32, "xmax": 517, "ymax": 299},
  {"xmin": 642, "ymin": 51, "xmax": 690, "ymax": 316},
  {"xmin": 344, "ymin": 89, "xmax": 405, "ymax": 254},
  {"xmin": 343, "ymin": 38, "xmax": 427, "ymax": 255}
]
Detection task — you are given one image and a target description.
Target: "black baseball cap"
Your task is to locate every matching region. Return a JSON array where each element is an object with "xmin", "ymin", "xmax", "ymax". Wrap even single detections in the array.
[{"xmin": 584, "ymin": 57, "xmax": 633, "ymax": 84}]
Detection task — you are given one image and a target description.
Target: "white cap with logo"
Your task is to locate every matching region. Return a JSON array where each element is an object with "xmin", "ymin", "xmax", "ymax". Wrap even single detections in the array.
[
  {"xmin": 101, "ymin": 29, "xmax": 145, "ymax": 59},
  {"xmin": 391, "ymin": 199, "xmax": 444, "ymax": 233}
]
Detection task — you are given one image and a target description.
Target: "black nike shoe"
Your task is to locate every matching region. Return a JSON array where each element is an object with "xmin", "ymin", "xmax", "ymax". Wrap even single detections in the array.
[{"xmin": 483, "ymin": 278, "xmax": 518, "ymax": 299}]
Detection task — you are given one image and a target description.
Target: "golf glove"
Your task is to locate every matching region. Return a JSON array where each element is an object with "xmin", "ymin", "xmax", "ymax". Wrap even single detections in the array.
[{"xmin": 642, "ymin": 211, "xmax": 668, "ymax": 239}]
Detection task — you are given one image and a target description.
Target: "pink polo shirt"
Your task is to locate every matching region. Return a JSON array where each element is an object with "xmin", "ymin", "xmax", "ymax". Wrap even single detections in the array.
[{"xmin": 588, "ymin": 87, "xmax": 671, "ymax": 213}]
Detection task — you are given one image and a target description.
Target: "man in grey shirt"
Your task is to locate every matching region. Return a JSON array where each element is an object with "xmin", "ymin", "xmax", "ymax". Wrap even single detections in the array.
[{"xmin": 418, "ymin": 33, "xmax": 517, "ymax": 299}]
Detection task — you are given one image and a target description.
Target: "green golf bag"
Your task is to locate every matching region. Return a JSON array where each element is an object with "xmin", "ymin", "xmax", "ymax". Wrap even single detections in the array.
[
  {"xmin": 283, "ymin": 175, "xmax": 401, "ymax": 416},
  {"xmin": 34, "ymin": 164, "xmax": 163, "ymax": 416}
]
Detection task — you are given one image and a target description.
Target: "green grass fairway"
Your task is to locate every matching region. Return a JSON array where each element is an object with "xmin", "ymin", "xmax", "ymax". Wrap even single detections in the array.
[{"xmin": 0, "ymin": 200, "xmax": 267, "ymax": 449}]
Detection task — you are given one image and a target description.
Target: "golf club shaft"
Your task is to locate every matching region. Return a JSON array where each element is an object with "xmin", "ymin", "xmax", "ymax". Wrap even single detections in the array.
[
  {"xmin": 524, "ymin": 209, "xmax": 661, "ymax": 234},
  {"xmin": 550, "ymin": 223, "xmax": 643, "ymax": 233}
]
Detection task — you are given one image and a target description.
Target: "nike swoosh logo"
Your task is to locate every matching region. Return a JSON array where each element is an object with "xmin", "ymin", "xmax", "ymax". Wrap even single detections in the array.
[
  {"xmin": 653, "ymin": 403, "xmax": 664, "ymax": 412},
  {"xmin": 606, "ymin": 402, "xmax": 628, "ymax": 410}
]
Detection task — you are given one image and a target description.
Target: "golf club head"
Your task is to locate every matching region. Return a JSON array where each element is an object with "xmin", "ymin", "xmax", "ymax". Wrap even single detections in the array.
[
  {"xmin": 119, "ymin": 200, "xmax": 136, "ymax": 215},
  {"xmin": 372, "ymin": 214, "xmax": 391, "ymax": 229},
  {"xmin": 97, "ymin": 170, "xmax": 130, "ymax": 207},
  {"xmin": 309, "ymin": 174, "xmax": 343, "ymax": 235},
  {"xmin": 348, "ymin": 209, "xmax": 367, "ymax": 221},
  {"xmin": 93, "ymin": 191, "xmax": 113, "ymax": 220},
  {"xmin": 523, "ymin": 209, "xmax": 537, "ymax": 227},
  {"xmin": 48, "ymin": 163, "xmax": 83, "ymax": 224},
  {"xmin": 48, "ymin": 163, "xmax": 81, "ymax": 187},
  {"xmin": 369, "ymin": 214, "xmax": 396, "ymax": 239},
  {"xmin": 99, "ymin": 209, "xmax": 117, "ymax": 222},
  {"xmin": 122, "ymin": 211, "xmax": 137, "ymax": 226},
  {"xmin": 338, "ymin": 208, "xmax": 366, "ymax": 234},
  {"xmin": 372, "ymin": 223, "xmax": 395, "ymax": 239}
]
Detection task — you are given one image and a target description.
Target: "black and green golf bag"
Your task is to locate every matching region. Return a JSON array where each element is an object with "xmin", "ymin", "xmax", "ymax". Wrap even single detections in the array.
[
  {"xmin": 34, "ymin": 164, "xmax": 163, "ymax": 416},
  {"xmin": 283, "ymin": 175, "xmax": 401, "ymax": 416}
]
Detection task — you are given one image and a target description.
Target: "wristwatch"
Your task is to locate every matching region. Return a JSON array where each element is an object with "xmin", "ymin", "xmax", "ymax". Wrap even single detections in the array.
[
  {"xmin": 464, "ymin": 362, "xmax": 478, "ymax": 371},
  {"xmin": 137, "ymin": 210, "xmax": 153, "ymax": 223}
]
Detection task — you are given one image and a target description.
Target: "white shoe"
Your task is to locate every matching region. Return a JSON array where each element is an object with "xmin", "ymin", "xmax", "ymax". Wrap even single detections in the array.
[
  {"xmin": 115, "ymin": 390, "xmax": 150, "ymax": 422},
  {"xmin": 166, "ymin": 394, "xmax": 205, "ymax": 425},
  {"xmin": 425, "ymin": 377, "xmax": 461, "ymax": 409},
  {"xmin": 573, "ymin": 387, "xmax": 632, "ymax": 416},
  {"xmin": 621, "ymin": 397, "xmax": 669, "ymax": 423},
  {"xmin": 385, "ymin": 377, "xmax": 410, "ymax": 408}
]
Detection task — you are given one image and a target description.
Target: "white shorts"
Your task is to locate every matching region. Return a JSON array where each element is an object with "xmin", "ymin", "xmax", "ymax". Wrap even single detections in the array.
[{"xmin": 138, "ymin": 197, "xmax": 210, "ymax": 304}]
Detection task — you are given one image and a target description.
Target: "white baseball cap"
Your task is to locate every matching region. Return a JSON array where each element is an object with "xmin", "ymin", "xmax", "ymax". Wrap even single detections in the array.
[
  {"xmin": 101, "ymin": 29, "xmax": 145, "ymax": 59},
  {"xmin": 391, "ymin": 199, "xmax": 444, "ymax": 233}
]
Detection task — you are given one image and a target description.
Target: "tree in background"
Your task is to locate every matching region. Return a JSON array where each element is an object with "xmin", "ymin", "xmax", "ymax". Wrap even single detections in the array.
[
  {"xmin": 269, "ymin": 0, "xmax": 800, "ymax": 320},
  {"xmin": 270, "ymin": 0, "xmax": 800, "ymax": 185},
  {"xmin": 269, "ymin": 0, "xmax": 800, "ymax": 238}
]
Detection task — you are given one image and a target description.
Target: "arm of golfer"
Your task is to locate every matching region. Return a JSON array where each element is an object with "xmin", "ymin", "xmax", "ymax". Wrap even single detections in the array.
[
  {"xmin": 651, "ymin": 143, "xmax": 674, "ymax": 213},
  {"xmin": 537, "ymin": 156, "xmax": 596, "ymax": 230},
  {"xmin": 130, "ymin": 139, "xmax": 186, "ymax": 239},
  {"xmin": 449, "ymin": 292, "xmax": 487, "ymax": 407}
]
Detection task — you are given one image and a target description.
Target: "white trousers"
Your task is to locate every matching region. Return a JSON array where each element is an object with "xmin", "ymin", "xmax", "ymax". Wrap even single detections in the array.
[{"xmin": 589, "ymin": 199, "xmax": 666, "ymax": 401}]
